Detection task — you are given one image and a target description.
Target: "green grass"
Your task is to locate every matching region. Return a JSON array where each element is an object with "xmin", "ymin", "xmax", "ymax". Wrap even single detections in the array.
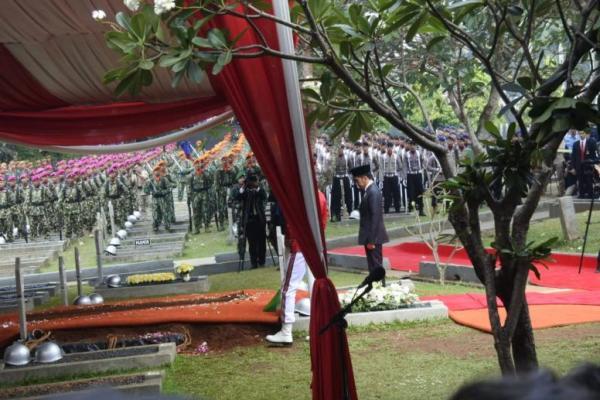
[
  {"xmin": 180, "ymin": 216, "xmax": 420, "ymax": 260},
  {"xmin": 483, "ymin": 212, "xmax": 600, "ymax": 253},
  {"xmin": 35, "ymin": 284, "xmax": 93, "ymax": 311},
  {"xmin": 162, "ymin": 320, "xmax": 600, "ymax": 400}
]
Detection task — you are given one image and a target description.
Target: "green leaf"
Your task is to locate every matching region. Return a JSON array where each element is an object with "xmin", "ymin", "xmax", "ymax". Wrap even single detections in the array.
[
  {"xmin": 381, "ymin": 64, "xmax": 395, "ymax": 77},
  {"xmin": 484, "ymin": 121, "xmax": 500, "ymax": 138},
  {"xmin": 349, "ymin": 113, "xmax": 363, "ymax": 141},
  {"xmin": 331, "ymin": 112, "xmax": 354, "ymax": 138},
  {"xmin": 130, "ymin": 13, "xmax": 148, "ymax": 40},
  {"xmin": 192, "ymin": 36, "xmax": 214, "ymax": 48},
  {"xmin": 498, "ymin": 95, "xmax": 523, "ymax": 117},
  {"xmin": 501, "ymin": 82, "xmax": 527, "ymax": 95},
  {"xmin": 333, "ymin": 24, "xmax": 361, "ymax": 38},
  {"xmin": 172, "ymin": 60, "xmax": 188, "ymax": 73},
  {"xmin": 207, "ymin": 29, "xmax": 228, "ymax": 49},
  {"xmin": 516, "ymin": 76, "xmax": 534, "ymax": 90},
  {"xmin": 187, "ymin": 61, "xmax": 204, "ymax": 83},
  {"xmin": 172, "ymin": 70, "xmax": 185, "ymax": 88},
  {"xmin": 159, "ymin": 55, "xmax": 182, "ymax": 68},
  {"xmin": 301, "ymin": 88, "xmax": 322, "ymax": 102},
  {"xmin": 114, "ymin": 70, "xmax": 139, "ymax": 98},
  {"xmin": 105, "ymin": 31, "xmax": 137, "ymax": 54},
  {"xmin": 138, "ymin": 59, "xmax": 154, "ymax": 70},
  {"xmin": 383, "ymin": 9, "xmax": 420, "ymax": 35},
  {"xmin": 115, "ymin": 12, "xmax": 132, "ymax": 31},
  {"xmin": 426, "ymin": 36, "xmax": 446, "ymax": 50},
  {"xmin": 193, "ymin": 15, "xmax": 215, "ymax": 32},
  {"xmin": 405, "ymin": 10, "xmax": 428, "ymax": 43},
  {"xmin": 156, "ymin": 22, "xmax": 168, "ymax": 43}
]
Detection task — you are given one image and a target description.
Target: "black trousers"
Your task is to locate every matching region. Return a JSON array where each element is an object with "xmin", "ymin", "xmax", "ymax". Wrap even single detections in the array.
[
  {"xmin": 246, "ymin": 219, "xmax": 266, "ymax": 268},
  {"xmin": 383, "ymin": 176, "xmax": 400, "ymax": 213},
  {"xmin": 365, "ymin": 244, "xmax": 383, "ymax": 272},
  {"xmin": 578, "ymin": 164, "xmax": 595, "ymax": 198},
  {"xmin": 407, "ymin": 173, "xmax": 424, "ymax": 212},
  {"xmin": 331, "ymin": 176, "xmax": 353, "ymax": 220}
]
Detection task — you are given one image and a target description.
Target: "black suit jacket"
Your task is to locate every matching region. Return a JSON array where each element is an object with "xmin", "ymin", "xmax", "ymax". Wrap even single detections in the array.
[
  {"xmin": 571, "ymin": 138, "xmax": 598, "ymax": 172},
  {"xmin": 358, "ymin": 182, "xmax": 389, "ymax": 245}
]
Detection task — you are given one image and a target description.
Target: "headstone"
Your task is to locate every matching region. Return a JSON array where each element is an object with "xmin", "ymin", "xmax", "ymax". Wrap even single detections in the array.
[
  {"xmin": 58, "ymin": 256, "xmax": 69, "ymax": 306},
  {"xmin": 558, "ymin": 196, "xmax": 580, "ymax": 240},
  {"xmin": 15, "ymin": 258, "xmax": 27, "ymax": 340}
]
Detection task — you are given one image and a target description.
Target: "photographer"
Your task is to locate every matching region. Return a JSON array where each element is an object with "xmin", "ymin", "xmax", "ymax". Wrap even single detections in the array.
[{"xmin": 235, "ymin": 174, "xmax": 267, "ymax": 269}]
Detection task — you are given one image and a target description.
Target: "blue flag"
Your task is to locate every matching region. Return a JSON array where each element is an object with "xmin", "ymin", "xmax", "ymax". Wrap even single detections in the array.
[{"xmin": 178, "ymin": 140, "xmax": 195, "ymax": 159}]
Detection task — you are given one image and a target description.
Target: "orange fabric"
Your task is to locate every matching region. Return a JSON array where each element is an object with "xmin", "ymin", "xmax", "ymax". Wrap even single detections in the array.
[
  {"xmin": 0, "ymin": 290, "xmax": 281, "ymax": 348},
  {"xmin": 450, "ymin": 305, "xmax": 600, "ymax": 334}
]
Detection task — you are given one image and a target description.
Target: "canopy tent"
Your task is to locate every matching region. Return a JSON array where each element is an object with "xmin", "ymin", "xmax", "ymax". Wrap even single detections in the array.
[{"xmin": 0, "ymin": 1, "xmax": 357, "ymax": 399}]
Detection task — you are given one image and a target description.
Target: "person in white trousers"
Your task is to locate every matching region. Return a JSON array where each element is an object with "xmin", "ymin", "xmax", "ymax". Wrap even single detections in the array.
[{"xmin": 266, "ymin": 190, "xmax": 328, "ymax": 345}]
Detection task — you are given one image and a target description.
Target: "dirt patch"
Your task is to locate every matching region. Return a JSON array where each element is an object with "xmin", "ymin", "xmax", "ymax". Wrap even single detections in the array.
[
  {"xmin": 29, "ymin": 292, "xmax": 247, "ymax": 322},
  {"xmin": 50, "ymin": 323, "xmax": 275, "ymax": 354}
]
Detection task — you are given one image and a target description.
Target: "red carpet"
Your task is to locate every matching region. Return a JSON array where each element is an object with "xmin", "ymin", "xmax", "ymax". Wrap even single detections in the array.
[
  {"xmin": 330, "ymin": 242, "xmax": 600, "ymax": 291},
  {"xmin": 450, "ymin": 305, "xmax": 600, "ymax": 333},
  {"xmin": 422, "ymin": 290, "xmax": 600, "ymax": 312}
]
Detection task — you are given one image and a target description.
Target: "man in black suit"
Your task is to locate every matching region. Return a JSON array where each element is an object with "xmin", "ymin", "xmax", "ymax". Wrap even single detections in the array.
[
  {"xmin": 350, "ymin": 164, "xmax": 389, "ymax": 273},
  {"xmin": 571, "ymin": 130, "xmax": 599, "ymax": 198}
]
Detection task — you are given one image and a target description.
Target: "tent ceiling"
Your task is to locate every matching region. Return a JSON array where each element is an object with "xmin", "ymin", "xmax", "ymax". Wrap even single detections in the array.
[{"xmin": 0, "ymin": 0, "xmax": 215, "ymax": 111}]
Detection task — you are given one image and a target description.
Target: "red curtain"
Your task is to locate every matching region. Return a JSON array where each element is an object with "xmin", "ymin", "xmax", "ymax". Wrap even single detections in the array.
[
  {"xmin": 0, "ymin": 98, "xmax": 229, "ymax": 146},
  {"xmin": 200, "ymin": 5, "xmax": 358, "ymax": 400}
]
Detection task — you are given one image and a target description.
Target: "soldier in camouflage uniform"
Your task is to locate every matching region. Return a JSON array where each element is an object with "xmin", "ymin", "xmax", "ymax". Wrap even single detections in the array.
[
  {"xmin": 42, "ymin": 173, "xmax": 60, "ymax": 235},
  {"xmin": 188, "ymin": 159, "xmax": 214, "ymax": 233},
  {"xmin": 61, "ymin": 174, "xmax": 83, "ymax": 239},
  {"xmin": 145, "ymin": 167, "xmax": 171, "ymax": 232},
  {"xmin": 0, "ymin": 179, "xmax": 14, "ymax": 242},
  {"xmin": 176, "ymin": 154, "xmax": 193, "ymax": 202},
  {"xmin": 215, "ymin": 156, "xmax": 237, "ymax": 231},
  {"xmin": 9, "ymin": 176, "xmax": 25, "ymax": 239},
  {"xmin": 104, "ymin": 170, "xmax": 128, "ymax": 230},
  {"xmin": 27, "ymin": 176, "xmax": 50, "ymax": 239},
  {"xmin": 158, "ymin": 162, "xmax": 176, "ymax": 224}
]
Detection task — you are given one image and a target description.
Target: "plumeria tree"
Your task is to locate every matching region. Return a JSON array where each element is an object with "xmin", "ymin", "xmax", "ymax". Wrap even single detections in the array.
[{"xmin": 98, "ymin": 0, "xmax": 600, "ymax": 374}]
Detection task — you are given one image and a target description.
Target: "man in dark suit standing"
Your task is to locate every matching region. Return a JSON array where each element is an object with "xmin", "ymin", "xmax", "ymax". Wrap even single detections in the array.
[
  {"xmin": 350, "ymin": 164, "xmax": 389, "ymax": 273},
  {"xmin": 571, "ymin": 130, "xmax": 599, "ymax": 198}
]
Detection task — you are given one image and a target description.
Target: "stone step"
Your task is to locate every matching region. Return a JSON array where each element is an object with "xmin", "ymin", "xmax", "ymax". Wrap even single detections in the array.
[
  {"xmin": 0, "ymin": 257, "xmax": 47, "ymax": 269},
  {"xmin": 0, "ymin": 240, "xmax": 65, "ymax": 251}
]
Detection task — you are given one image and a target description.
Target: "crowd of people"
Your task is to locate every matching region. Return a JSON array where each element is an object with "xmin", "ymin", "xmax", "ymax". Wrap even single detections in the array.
[{"xmin": 314, "ymin": 129, "xmax": 474, "ymax": 218}]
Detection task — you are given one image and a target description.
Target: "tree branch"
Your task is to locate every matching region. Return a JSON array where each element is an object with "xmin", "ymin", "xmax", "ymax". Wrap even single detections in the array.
[{"xmin": 231, "ymin": 45, "xmax": 326, "ymax": 63}]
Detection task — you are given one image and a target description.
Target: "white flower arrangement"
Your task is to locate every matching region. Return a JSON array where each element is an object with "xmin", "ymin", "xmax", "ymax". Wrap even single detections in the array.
[{"xmin": 338, "ymin": 282, "xmax": 419, "ymax": 313}]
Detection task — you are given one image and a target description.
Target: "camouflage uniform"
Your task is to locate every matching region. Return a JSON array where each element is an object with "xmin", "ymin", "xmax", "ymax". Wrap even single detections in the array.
[
  {"xmin": 61, "ymin": 181, "xmax": 83, "ymax": 239},
  {"xmin": 103, "ymin": 177, "xmax": 128, "ymax": 229},
  {"xmin": 176, "ymin": 159, "xmax": 193, "ymax": 201},
  {"xmin": 188, "ymin": 170, "xmax": 213, "ymax": 233},
  {"xmin": 165, "ymin": 173, "xmax": 176, "ymax": 223},
  {"xmin": 27, "ymin": 183, "xmax": 50, "ymax": 239},
  {"xmin": 0, "ymin": 184, "xmax": 13, "ymax": 241},
  {"xmin": 10, "ymin": 182, "xmax": 25, "ymax": 238},
  {"xmin": 215, "ymin": 165, "xmax": 237, "ymax": 230},
  {"xmin": 45, "ymin": 180, "xmax": 60, "ymax": 233},
  {"xmin": 144, "ymin": 177, "xmax": 171, "ymax": 232}
]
